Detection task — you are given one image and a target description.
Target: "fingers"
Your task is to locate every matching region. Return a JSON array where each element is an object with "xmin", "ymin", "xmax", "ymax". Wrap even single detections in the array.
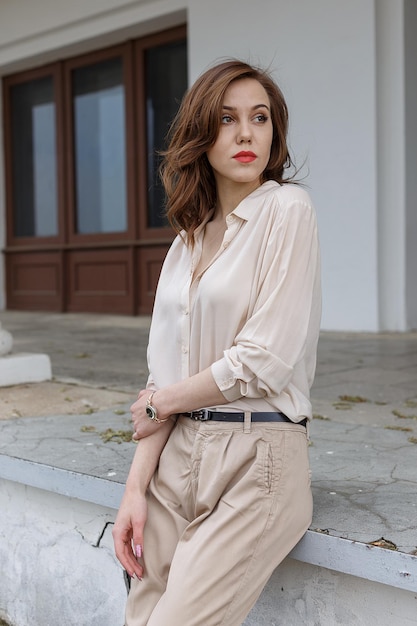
[
  {"xmin": 130, "ymin": 394, "xmax": 149, "ymax": 436},
  {"xmin": 130, "ymin": 395, "xmax": 145, "ymax": 441},
  {"xmin": 130, "ymin": 398, "xmax": 142, "ymax": 418},
  {"xmin": 113, "ymin": 531, "xmax": 144, "ymax": 580},
  {"xmin": 131, "ymin": 398, "xmax": 165, "ymax": 440},
  {"xmin": 131, "ymin": 388, "xmax": 154, "ymax": 418},
  {"xmin": 130, "ymin": 390, "xmax": 147, "ymax": 419}
]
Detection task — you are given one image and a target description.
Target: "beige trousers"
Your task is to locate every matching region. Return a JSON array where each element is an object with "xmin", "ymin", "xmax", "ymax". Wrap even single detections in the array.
[{"xmin": 125, "ymin": 416, "xmax": 312, "ymax": 626}]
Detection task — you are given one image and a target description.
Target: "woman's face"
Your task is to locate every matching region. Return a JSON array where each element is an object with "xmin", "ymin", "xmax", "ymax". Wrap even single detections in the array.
[{"xmin": 206, "ymin": 78, "xmax": 273, "ymax": 193}]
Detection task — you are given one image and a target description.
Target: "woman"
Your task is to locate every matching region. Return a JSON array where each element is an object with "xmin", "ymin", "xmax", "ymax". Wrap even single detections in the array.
[{"xmin": 113, "ymin": 59, "xmax": 321, "ymax": 626}]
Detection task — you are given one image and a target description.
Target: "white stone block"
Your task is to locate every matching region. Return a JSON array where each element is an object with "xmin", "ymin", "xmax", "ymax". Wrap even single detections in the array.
[
  {"xmin": 0, "ymin": 352, "xmax": 52, "ymax": 387},
  {"xmin": 0, "ymin": 323, "xmax": 13, "ymax": 356}
]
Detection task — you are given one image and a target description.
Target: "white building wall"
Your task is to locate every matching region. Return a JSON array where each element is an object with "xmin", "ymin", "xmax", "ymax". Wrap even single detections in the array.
[
  {"xmin": 0, "ymin": 0, "xmax": 413, "ymax": 331},
  {"xmin": 189, "ymin": 0, "xmax": 379, "ymax": 331}
]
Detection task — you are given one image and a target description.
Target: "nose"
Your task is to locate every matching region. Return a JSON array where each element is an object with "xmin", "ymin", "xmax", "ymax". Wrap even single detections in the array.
[{"xmin": 237, "ymin": 121, "xmax": 252, "ymax": 144}]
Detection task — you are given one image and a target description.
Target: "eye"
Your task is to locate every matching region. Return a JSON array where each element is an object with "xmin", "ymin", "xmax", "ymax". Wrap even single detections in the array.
[
  {"xmin": 221, "ymin": 114, "xmax": 234, "ymax": 124},
  {"xmin": 254, "ymin": 113, "xmax": 269, "ymax": 123}
]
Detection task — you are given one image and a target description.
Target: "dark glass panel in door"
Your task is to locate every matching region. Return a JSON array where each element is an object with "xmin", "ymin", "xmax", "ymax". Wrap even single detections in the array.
[
  {"xmin": 145, "ymin": 39, "xmax": 187, "ymax": 228},
  {"xmin": 72, "ymin": 57, "xmax": 127, "ymax": 234},
  {"xmin": 11, "ymin": 76, "xmax": 58, "ymax": 237}
]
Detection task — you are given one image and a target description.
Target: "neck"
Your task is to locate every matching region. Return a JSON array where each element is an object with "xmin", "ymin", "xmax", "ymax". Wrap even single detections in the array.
[{"xmin": 214, "ymin": 178, "xmax": 262, "ymax": 219}]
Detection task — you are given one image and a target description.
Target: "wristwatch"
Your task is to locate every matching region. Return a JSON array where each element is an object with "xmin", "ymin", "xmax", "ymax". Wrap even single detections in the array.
[{"xmin": 146, "ymin": 392, "xmax": 169, "ymax": 424}]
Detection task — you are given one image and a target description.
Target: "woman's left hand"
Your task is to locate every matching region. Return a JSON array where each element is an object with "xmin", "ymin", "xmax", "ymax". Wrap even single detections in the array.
[{"xmin": 131, "ymin": 389, "xmax": 164, "ymax": 441}]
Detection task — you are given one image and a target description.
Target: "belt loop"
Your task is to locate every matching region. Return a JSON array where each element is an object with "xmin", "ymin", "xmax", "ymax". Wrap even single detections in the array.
[{"xmin": 243, "ymin": 411, "xmax": 251, "ymax": 434}]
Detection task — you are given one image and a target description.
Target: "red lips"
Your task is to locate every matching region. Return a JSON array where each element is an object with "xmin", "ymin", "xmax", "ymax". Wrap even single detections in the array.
[{"xmin": 233, "ymin": 151, "xmax": 257, "ymax": 163}]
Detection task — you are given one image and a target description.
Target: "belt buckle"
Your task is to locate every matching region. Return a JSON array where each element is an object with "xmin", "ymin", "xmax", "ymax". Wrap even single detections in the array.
[{"xmin": 191, "ymin": 409, "xmax": 210, "ymax": 421}]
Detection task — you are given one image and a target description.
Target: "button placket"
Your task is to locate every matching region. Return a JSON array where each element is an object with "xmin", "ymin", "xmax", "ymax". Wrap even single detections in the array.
[{"xmin": 179, "ymin": 272, "xmax": 192, "ymax": 379}]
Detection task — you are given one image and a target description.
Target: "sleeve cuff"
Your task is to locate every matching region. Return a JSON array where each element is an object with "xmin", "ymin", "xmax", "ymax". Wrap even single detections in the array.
[{"xmin": 211, "ymin": 359, "xmax": 242, "ymax": 402}]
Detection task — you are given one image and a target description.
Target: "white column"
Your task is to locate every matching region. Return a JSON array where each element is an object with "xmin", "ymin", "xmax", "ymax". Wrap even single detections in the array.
[{"xmin": 376, "ymin": 0, "xmax": 407, "ymax": 330}]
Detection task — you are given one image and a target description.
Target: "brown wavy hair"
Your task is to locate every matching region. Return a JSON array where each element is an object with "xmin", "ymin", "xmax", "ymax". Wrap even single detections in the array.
[{"xmin": 160, "ymin": 59, "xmax": 295, "ymax": 244}]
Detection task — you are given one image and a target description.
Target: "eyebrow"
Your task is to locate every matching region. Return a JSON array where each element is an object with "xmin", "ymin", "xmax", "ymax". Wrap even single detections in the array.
[{"xmin": 222, "ymin": 104, "xmax": 270, "ymax": 111}]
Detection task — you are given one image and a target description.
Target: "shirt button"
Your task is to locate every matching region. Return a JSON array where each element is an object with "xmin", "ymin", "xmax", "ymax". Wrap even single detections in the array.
[{"xmin": 182, "ymin": 346, "xmax": 188, "ymax": 354}]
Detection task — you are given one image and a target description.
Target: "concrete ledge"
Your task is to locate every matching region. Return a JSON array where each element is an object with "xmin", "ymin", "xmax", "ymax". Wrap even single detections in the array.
[
  {"xmin": 0, "ymin": 353, "xmax": 52, "ymax": 386},
  {"xmin": 0, "ymin": 453, "xmax": 123, "ymax": 509},
  {"xmin": 289, "ymin": 528, "xmax": 417, "ymax": 593},
  {"xmin": 1, "ymin": 453, "xmax": 416, "ymax": 594}
]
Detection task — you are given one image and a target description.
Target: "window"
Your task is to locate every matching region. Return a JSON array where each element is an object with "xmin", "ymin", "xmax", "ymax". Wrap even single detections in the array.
[
  {"xmin": 9, "ymin": 75, "xmax": 58, "ymax": 238},
  {"xmin": 4, "ymin": 27, "xmax": 187, "ymax": 244},
  {"xmin": 145, "ymin": 39, "xmax": 188, "ymax": 228},
  {"xmin": 72, "ymin": 57, "xmax": 128, "ymax": 235}
]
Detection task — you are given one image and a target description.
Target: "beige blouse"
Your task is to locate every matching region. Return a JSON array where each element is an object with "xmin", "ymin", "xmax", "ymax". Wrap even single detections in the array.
[{"xmin": 146, "ymin": 180, "xmax": 321, "ymax": 422}]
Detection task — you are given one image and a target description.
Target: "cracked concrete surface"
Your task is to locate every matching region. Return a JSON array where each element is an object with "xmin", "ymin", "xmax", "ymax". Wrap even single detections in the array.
[
  {"xmin": 1, "ymin": 311, "xmax": 417, "ymax": 556},
  {"xmin": 309, "ymin": 419, "xmax": 417, "ymax": 552},
  {"xmin": 0, "ymin": 479, "xmax": 125, "ymax": 626}
]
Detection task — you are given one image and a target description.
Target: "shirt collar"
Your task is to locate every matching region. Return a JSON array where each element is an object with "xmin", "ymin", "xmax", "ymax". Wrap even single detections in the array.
[
  {"xmin": 232, "ymin": 180, "xmax": 280, "ymax": 222},
  {"xmin": 193, "ymin": 180, "xmax": 279, "ymax": 242}
]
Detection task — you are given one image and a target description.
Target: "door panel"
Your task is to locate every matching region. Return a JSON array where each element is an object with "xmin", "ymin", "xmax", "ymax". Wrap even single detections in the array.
[
  {"xmin": 6, "ymin": 251, "xmax": 63, "ymax": 311},
  {"xmin": 67, "ymin": 248, "xmax": 134, "ymax": 314},
  {"xmin": 136, "ymin": 246, "xmax": 168, "ymax": 315}
]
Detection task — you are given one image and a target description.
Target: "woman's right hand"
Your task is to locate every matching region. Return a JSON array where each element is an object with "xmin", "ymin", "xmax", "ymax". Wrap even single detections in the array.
[{"xmin": 112, "ymin": 490, "xmax": 148, "ymax": 581}]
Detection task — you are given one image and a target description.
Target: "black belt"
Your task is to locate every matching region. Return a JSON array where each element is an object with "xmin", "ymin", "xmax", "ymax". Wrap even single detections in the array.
[{"xmin": 181, "ymin": 410, "xmax": 307, "ymax": 428}]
